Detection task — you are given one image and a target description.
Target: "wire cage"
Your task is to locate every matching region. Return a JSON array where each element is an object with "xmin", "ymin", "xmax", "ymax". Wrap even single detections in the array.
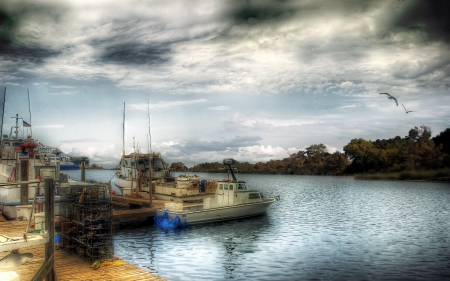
[{"xmin": 59, "ymin": 183, "xmax": 114, "ymax": 263}]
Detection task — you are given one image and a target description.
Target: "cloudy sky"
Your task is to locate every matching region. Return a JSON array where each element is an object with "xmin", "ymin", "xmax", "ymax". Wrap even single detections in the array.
[{"xmin": 1, "ymin": 0, "xmax": 449, "ymax": 167}]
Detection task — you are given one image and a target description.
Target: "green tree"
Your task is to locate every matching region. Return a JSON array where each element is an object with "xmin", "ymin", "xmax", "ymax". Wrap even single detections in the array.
[{"xmin": 170, "ymin": 162, "xmax": 187, "ymax": 172}]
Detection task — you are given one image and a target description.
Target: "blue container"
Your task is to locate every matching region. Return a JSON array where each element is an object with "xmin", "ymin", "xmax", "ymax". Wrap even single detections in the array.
[{"xmin": 55, "ymin": 233, "xmax": 61, "ymax": 244}]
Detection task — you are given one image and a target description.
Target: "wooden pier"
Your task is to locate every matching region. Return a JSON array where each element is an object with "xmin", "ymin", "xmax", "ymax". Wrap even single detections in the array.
[
  {"xmin": 0, "ymin": 220, "xmax": 166, "ymax": 281},
  {"xmin": 111, "ymin": 196, "xmax": 170, "ymax": 227}
]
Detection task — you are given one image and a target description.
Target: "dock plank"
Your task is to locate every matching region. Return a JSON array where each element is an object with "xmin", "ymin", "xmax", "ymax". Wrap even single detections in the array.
[
  {"xmin": 0, "ymin": 221, "xmax": 166, "ymax": 281},
  {"xmin": 113, "ymin": 208, "xmax": 156, "ymax": 220}
]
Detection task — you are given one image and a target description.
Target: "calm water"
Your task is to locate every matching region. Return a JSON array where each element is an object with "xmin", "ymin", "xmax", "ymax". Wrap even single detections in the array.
[{"xmin": 64, "ymin": 170, "xmax": 450, "ymax": 280}]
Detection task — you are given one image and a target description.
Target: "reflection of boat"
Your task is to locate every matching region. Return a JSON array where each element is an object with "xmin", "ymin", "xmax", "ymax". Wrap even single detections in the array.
[
  {"xmin": 154, "ymin": 159, "xmax": 278, "ymax": 227},
  {"xmin": 0, "ymin": 114, "xmax": 69, "ymax": 220}
]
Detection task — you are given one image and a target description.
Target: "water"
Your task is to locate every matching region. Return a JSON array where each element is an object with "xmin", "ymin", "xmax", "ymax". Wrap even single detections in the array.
[{"xmin": 65, "ymin": 170, "xmax": 450, "ymax": 280}]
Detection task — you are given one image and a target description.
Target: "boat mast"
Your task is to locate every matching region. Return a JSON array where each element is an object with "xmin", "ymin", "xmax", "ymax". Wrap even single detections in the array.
[
  {"xmin": 148, "ymin": 99, "xmax": 152, "ymax": 154},
  {"xmin": 11, "ymin": 114, "xmax": 21, "ymax": 140},
  {"xmin": 1, "ymin": 87, "xmax": 5, "ymax": 141},
  {"xmin": 122, "ymin": 102, "xmax": 125, "ymax": 157},
  {"xmin": 27, "ymin": 89, "xmax": 32, "ymax": 137},
  {"xmin": 147, "ymin": 99, "xmax": 153, "ymax": 208}
]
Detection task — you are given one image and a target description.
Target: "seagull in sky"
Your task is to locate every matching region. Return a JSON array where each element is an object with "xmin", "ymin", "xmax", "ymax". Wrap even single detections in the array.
[
  {"xmin": 402, "ymin": 103, "xmax": 414, "ymax": 114},
  {"xmin": 379, "ymin": 93, "xmax": 398, "ymax": 106}
]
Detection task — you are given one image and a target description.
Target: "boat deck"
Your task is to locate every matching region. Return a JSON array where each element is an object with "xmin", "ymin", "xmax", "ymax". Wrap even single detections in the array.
[{"xmin": 0, "ymin": 220, "xmax": 166, "ymax": 281}]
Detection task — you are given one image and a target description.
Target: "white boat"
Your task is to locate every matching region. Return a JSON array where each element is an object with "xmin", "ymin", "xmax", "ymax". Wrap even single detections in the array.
[
  {"xmin": 114, "ymin": 102, "xmax": 215, "ymax": 202},
  {"xmin": 115, "ymin": 155, "xmax": 218, "ymax": 201},
  {"xmin": 0, "ymin": 114, "xmax": 69, "ymax": 220},
  {"xmin": 114, "ymin": 152, "xmax": 167, "ymax": 196},
  {"xmin": 154, "ymin": 159, "xmax": 279, "ymax": 226},
  {"xmin": 37, "ymin": 144, "xmax": 88, "ymax": 170}
]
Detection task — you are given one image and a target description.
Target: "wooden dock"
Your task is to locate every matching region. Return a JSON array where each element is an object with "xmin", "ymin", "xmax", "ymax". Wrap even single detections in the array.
[
  {"xmin": 111, "ymin": 196, "xmax": 170, "ymax": 227},
  {"xmin": 0, "ymin": 220, "xmax": 166, "ymax": 281}
]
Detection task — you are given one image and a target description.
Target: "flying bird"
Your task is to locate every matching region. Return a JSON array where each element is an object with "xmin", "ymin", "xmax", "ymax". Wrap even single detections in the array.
[
  {"xmin": 402, "ymin": 103, "xmax": 414, "ymax": 114},
  {"xmin": 379, "ymin": 93, "xmax": 398, "ymax": 106}
]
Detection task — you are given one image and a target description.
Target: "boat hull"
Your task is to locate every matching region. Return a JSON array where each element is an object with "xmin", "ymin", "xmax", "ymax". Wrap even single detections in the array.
[
  {"xmin": 156, "ymin": 198, "xmax": 276, "ymax": 225},
  {"xmin": 59, "ymin": 164, "xmax": 79, "ymax": 170}
]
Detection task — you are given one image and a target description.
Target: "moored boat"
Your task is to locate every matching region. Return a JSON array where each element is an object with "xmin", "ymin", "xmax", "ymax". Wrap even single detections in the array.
[
  {"xmin": 154, "ymin": 158, "xmax": 279, "ymax": 227},
  {"xmin": 0, "ymin": 114, "xmax": 69, "ymax": 220}
]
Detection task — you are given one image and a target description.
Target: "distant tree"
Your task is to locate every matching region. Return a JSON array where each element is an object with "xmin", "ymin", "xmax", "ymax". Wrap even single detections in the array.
[
  {"xmin": 433, "ymin": 128, "xmax": 450, "ymax": 154},
  {"xmin": 170, "ymin": 162, "xmax": 187, "ymax": 172},
  {"xmin": 343, "ymin": 138, "xmax": 378, "ymax": 173},
  {"xmin": 408, "ymin": 125, "xmax": 432, "ymax": 142},
  {"xmin": 306, "ymin": 144, "xmax": 328, "ymax": 157}
]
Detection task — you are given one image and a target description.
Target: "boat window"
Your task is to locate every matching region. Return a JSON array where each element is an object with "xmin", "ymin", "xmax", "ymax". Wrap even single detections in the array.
[
  {"xmin": 249, "ymin": 193, "xmax": 260, "ymax": 199},
  {"xmin": 3, "ymin": 142, "xmax": 10, "ymax": 146},
  {"xmin": 229, "ymin": 184, "xmax": 234, "ymax": 190},
  {"xmin": 13, "ymin": 142, "xmax": 21, "ymax": 147},
  {"xmin": 124, "ymin": 160, "xmax": 128, "ymax": 166},
  {"xmin": 138, "ymin": 160, "xmax": 144, "ymax": 164},
  {"xmin": 224, "ymin": 184, "xmax": 228, "ymax": 190},
  {"xmin": 237, "ymin": 183, "xmax": 246, "ymax": 190},
  {"xmin": 219, "ymin": 184, "xmax": 223, "ymax": 190}
]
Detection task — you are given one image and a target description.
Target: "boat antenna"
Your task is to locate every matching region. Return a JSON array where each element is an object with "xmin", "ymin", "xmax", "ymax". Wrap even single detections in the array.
[
  {"xmin": 27, "ymin": 89, "xmax": 32, "ymax": 137},
  {"xmin": 11, "ymin": 114, "xmax": 22, "ymax": 139},
  {"xmin": 1, "ymin": 88, "xmax": 5, "ymax": 141},
  {"xmin": 148, "ymin": 99, "xmax": 152, "ymax": 154},
  {"xmin": 223, "ymin": 159, "xmax": 237, "ymax": 181},
  {"xmin": 122, "ymin": 102, "xmax": 125, "ymax": 157}
]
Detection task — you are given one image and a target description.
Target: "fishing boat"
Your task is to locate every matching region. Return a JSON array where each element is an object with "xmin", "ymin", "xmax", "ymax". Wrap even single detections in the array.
[
  {"xmin": 154, "ymin": 159, "xmax": 279, "ymax": 227},
  {"xmin": 0, "ymin": 114, "xmax": 69, "ymax": 220},
  {"xmin": 114, "ymin": 101, "xmax": 216, "ymax": 201},
  {"xmin": 114, "ymin": 151, "xmax": 218, "ymax": 201},
  {"xmin": 114, "ymin": 152, "xmax": 167, "ymax": 196}
]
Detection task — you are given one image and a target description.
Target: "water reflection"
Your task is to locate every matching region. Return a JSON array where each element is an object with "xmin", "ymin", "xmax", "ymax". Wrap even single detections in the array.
[{"xmin": 109, "ymin": 172, "xmax": 450, "ymax": 280}]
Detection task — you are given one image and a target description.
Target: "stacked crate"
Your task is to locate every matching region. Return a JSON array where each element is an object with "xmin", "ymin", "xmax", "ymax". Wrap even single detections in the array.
[
  {"xmin": 59, "ymin": 183, "xmax": 113, "ymax": 263},
  {"xmin": 205, "ymin": 180, "xmax": 217, "ymax": 193}
]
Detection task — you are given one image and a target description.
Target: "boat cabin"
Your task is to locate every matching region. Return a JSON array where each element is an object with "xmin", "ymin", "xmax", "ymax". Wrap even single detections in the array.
[
  {"xmin": 119, "ymin": 153, "xmax": 166, "ymax": 180},
  {"xmin": 202, "ymin": 179, "xmax": 264, "ymax": 209}
]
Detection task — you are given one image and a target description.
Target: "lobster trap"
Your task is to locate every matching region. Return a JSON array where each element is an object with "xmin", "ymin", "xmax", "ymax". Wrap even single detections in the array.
[{"xmin": 59, "ymin": 183, "xmax": 114, "ymax": 263}]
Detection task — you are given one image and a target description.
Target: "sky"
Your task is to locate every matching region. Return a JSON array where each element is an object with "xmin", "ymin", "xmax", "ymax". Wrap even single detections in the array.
[{"xmin": 0, "ymin": 0, "xmax": 449, "ymax": 168}]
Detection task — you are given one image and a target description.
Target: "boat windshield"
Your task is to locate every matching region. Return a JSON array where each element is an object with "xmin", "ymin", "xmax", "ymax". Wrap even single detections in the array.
[{"xmin": 237, "ymin": 183, "xmax": 246, "ymax": 190}]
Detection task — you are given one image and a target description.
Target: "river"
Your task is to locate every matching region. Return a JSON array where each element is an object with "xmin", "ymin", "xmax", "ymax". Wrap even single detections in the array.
[{"xmin": 64, "ymin": 170, "xmax": 450, "ymax": 281}]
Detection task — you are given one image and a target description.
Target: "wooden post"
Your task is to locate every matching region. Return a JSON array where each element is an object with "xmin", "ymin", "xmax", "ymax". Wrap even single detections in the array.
[
  {"xmin": 20, "ymin": 160, "xmax": 29, "ymax": 205},
  {"xmin": 148, "ymin": 155, "xmax": 153, "ymax": 208},
  {"xmin": 81, "ymin": 157, "xmax": 86, "ymax": 181},
  {"xmin": 44, "ymin": 178, "xmax": 56, "ymax": 281}
]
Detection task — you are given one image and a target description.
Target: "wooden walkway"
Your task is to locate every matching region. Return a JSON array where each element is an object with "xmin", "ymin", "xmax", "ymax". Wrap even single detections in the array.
[
  {"xmin": 0, "ymin": 221, "xmax": 166, "ymax": 281},
  {"xmin": 111, "ymin": 196, "xmax": 170, "ymax": 227}
]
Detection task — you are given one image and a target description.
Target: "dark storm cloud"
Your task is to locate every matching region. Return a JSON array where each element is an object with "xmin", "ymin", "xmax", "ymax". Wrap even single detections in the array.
[
  {"xmin": 0, "ymin": 44, "xmax": 61, "ymax": 64},
  {"xmin": 0, "ymin": 1, "xmax": 68, "ymax": 46},
  {"xmin": 98, "ymin": 42, "xmax": 171, "ymax": 65},
  {"xmin": 226, "ymin": 0, "xmax": 299, "ymax": 25},
  {"xmin": 394, "ymin": 0, "xmax": 450, "ymax": 43},
  {"xmin": 0, "ymin": 2, "xmax": 64, "ymax": 68}
]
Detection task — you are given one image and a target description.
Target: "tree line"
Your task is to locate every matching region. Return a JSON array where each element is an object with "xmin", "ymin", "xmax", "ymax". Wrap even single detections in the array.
[{"xmin": 169, "ymin": 126, "xmax": 450, "ymax": 175}]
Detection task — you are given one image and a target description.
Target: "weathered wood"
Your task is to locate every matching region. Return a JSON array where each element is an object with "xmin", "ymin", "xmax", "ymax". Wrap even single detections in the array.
[
  {"xmin": 112, "ymin": 195, "xmax": 158, "ymax": 206},
  {"xmin": 113, "ymin": 208, "xmax": 156, "ymax": 220},
  {"xmin": 44, "ymin": 178, "xmax": 56, "ymax": 281},
  {"xmin": 20, "ymin": 160, "xmax": 29, "ymax": 205},
  {"xmin": 31, "ymin": 253, "xmax": 54, "ymax": 281},
  {"xmin": 138, "ymin": 191, "xmax": 150, "ymax": 199},
  {"xmin": 0, "ymin": 221, "xmax": 167, "ymax": 281}
]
